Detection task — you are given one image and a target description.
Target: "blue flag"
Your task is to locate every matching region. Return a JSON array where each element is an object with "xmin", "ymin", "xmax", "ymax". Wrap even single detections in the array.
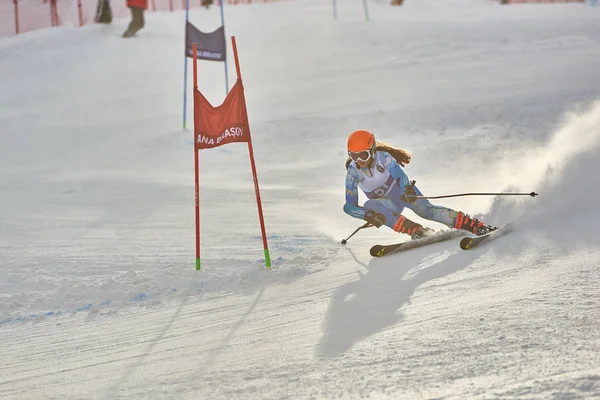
[{"xmin": 185, "ymin": 22, "xmax": 226, "ymax": 62}]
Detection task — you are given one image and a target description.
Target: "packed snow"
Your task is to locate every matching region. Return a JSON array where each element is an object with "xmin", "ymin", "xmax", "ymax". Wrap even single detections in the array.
[{"xmin": 1, "ymin": 0, "xmax": 599, "ymax": 398}]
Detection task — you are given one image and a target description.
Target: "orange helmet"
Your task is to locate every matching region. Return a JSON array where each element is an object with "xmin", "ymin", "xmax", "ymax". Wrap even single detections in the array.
[{"xmin": 347, "ymin": 129, "xmax": 375, "ymax": 152}]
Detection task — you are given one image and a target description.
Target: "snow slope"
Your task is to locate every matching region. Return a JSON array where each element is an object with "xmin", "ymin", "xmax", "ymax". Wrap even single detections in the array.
[{"xmin": 1, "ymin": 1, "xmax": 599, "ymax": 398}]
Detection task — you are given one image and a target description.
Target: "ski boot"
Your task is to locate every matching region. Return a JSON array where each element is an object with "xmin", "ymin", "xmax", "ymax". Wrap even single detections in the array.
[
  {"xmin": 455, "ymin": 212, "xmax": 495, "ymax": 236},
  {"xmin": 394, "ymin": 216, "xmax": 434, "ymax": 240}
]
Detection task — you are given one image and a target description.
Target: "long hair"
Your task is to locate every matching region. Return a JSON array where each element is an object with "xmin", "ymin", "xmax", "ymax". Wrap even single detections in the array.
[{"xmin": 345, "ymin": 141, "xmax": 412, "ymax": 170}]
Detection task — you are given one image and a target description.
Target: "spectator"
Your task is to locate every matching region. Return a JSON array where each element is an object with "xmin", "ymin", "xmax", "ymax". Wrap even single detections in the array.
[
  {"xmin": 122, "ymin": 0, "xmax": 148, "ymax": 38},
  {"xmin": 95, "ymin": 0, "xmax": 113, "ymax": 24}
]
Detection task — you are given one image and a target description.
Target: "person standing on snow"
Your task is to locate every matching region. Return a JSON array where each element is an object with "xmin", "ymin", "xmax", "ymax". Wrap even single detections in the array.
[
  {"xmin": 343, "ymin": 129, "xmax": 494, "ymax": 239},
  {"xmin": 94, "ymin": 0, "xmax": 112, "ymax": 24},
  {"xmin": 122, "ymin": 0, "xmax": 148, "ymax": 38}
]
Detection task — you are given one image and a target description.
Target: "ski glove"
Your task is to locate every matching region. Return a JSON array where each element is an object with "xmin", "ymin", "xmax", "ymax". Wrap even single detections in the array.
[
  {"xmin": 364, "ymin": 210, "xmax": 386, "ymax": 228},
  {"xmin": 400, "ymin": 180, "xmax": 418, "ymax": 204}
]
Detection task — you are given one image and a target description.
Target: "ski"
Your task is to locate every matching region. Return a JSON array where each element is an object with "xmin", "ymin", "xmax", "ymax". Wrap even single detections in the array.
[
  {"xmin": 459, "ymin": 223, "xmax": 511, "ymax": 250},
  {"xmin": 370, "ymin": 230, "xmax": 467, "ymax": 257}
]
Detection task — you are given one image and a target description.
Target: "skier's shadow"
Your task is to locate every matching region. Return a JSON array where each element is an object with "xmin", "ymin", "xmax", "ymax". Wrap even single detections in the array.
[{"xmin": 318, "ymin": 244, "xmax": 481, "ymax": 358}]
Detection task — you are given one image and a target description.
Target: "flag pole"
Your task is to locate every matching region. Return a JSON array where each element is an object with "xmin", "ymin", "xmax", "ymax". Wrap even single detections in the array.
[
  {"xmin": 192, "ymin": 43, "xmax": 201, "ymax": 271},
  {"xmin": 183, "ymin": 0, "xmax": 190, "ymax": 130},
  {"xmin": 219, "ymin": 0, "xmax": 229, "ymax": 94},
  {"xmin": 231, "ymin": 36, "xmax": 271, "ymax": 269},
  {"xmin": 332, "ymin": 0, "xmax": 337, "ymax": 19},
  {"xmin": 362, "ymin": 0, "xmax": 369, "ymax": 21}
]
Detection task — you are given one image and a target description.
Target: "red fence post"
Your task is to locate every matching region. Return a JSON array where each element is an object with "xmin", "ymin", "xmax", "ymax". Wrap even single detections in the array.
[
  {"xmin": 50, "ymin": 0, "xmax": 59, "ymax": 27},
  {"xmin": 14, "ymin": 0, "xmax": 19, "ymax": 35},
  {"xmin": 78, "ymin": 0, "xmax": 83, "ymax": 26}
]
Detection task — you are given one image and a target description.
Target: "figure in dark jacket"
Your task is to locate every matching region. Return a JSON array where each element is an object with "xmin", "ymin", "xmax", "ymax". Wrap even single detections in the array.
[{"xmin": 122, "ymin": 0, "xmax": 148, "ymax": 38}]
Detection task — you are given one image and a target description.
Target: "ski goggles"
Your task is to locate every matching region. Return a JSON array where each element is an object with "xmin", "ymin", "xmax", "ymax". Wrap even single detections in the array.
[{"xmin": 348, "ymin": 148, "xmax": 373, "ymax": 162}]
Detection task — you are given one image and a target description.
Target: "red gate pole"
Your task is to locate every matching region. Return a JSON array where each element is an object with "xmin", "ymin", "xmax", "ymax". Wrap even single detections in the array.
[
  {"xmin": 192, "ymin": 43, "xmax": 201, "ymax": 271},
  {"xmin": 231, "ymin": 36, "xmax": 271, "ymax": 269}
]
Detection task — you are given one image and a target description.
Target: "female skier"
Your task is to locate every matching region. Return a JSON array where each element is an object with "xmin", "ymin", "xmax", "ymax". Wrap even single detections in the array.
[{"xmin": 344, "ymin": 129, "xmax": 493, "ymax": 239}]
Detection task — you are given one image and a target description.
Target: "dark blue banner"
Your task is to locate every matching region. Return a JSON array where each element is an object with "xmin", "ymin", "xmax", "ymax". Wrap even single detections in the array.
[{"xmin": 185, "ymin": 22, "xmax": 226, "ymax": 62}]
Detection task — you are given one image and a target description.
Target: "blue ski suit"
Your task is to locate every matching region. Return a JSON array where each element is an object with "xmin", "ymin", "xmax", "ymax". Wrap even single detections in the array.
[{"xmin": 344, "ymin": 151, "xmax": 459, "ymax": 231}]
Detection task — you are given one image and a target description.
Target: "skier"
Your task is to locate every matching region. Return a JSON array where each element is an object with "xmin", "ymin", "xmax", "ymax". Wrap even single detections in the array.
[{"xmin": 344, "ymin": 129, "xmax": 494, "ymax": 239}]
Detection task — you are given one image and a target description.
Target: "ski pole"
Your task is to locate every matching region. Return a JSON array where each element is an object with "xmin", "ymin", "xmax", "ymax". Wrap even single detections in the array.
[
  {"xmin": 415, "ymin": 191, "xmax": 538, "ymax": 200},
  {"xmin": 341, "ymin": 222, "xmax": 372, "ymax": 244}
]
